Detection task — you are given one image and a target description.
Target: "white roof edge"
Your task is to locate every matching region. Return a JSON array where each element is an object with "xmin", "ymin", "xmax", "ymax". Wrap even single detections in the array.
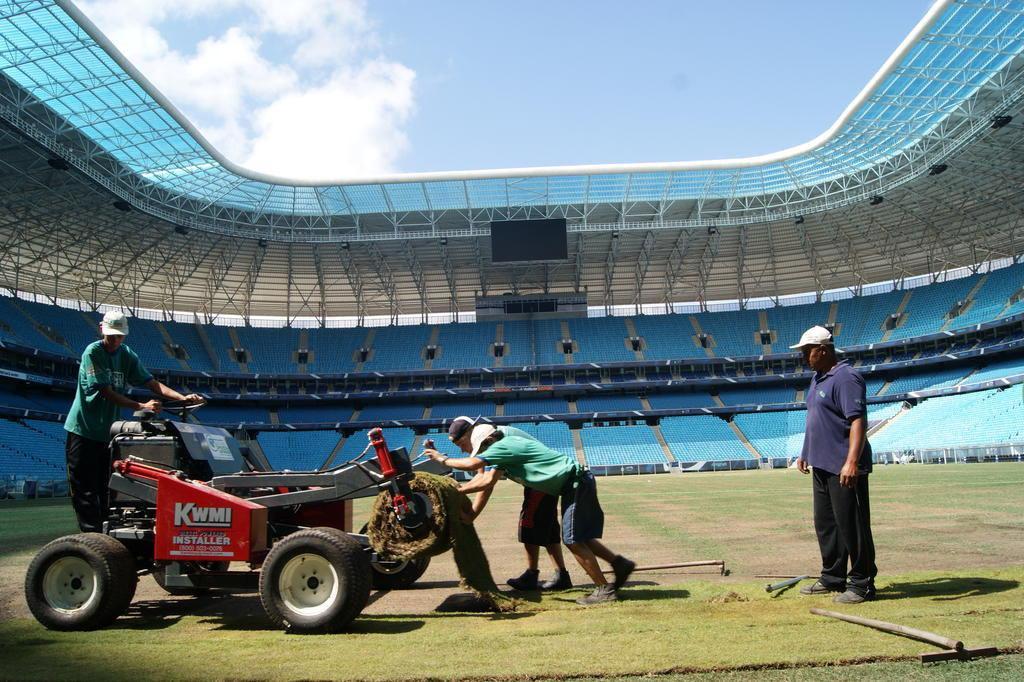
[{"xmin": 57, "ymin": 0, "xmax": 953, "ymax": 187}]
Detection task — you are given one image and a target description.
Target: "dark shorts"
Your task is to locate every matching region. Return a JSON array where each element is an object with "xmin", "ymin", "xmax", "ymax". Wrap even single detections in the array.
[
  {"xmin": 559, "ymin": 470, "xmax": 604, "ymax": 545},
  {"xmin": 518, "ymin": 487, "xmax": 561, "ymax": 546}
]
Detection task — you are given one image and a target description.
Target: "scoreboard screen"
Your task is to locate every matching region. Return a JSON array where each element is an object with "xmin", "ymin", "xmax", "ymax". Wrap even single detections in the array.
[{"xmin": 490, "ymin": 219, "xmax": 568, "ymax": 263}]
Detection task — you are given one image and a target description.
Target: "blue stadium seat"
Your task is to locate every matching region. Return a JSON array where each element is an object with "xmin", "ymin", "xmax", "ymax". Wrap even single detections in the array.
[
  {"xmin": 257, "ymin": 430, "xmax": 341, "ymax": 470},
  {"xmin": 579, "ymin": 424, "xmax": 666, "ymax": 466},
  {"xmin": 659, "ymin": 416, "xmax": 753, "ymax": 462},
  {"xmin": 575, "ymin": 394, "xmax": 644, "ymax": 412}
]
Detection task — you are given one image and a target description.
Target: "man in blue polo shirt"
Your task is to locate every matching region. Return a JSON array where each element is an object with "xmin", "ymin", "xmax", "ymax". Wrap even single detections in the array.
[{"xmin": 792, "ymin": 325, "xmax": 877, "ymax": 604}]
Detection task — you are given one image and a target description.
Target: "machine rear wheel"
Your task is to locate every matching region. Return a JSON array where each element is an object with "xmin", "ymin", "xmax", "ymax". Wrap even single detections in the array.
[
  {"xmin": 25, "ymin": 533, "xmax": 137, "ymax": 631},
  {"xmin": 259, "ymin": 528, "xmax": 371, "ymax": 633},
  {"xmin": 371, "ymin": 555, "xmax": 430, "ymax": 590}
]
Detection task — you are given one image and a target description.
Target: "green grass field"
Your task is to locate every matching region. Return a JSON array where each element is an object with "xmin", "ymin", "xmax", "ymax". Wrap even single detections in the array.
[{"xmin": 2, "ymin": 464, "xmax": 1023, "ymax": 680}]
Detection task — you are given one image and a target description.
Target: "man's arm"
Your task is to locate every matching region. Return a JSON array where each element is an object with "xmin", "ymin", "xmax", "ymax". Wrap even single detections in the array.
[
  {"xmin": 839, "ymin": 416, "xmax": 866, "ymax": 488},
  {"xmin": 423, "ymin": 448, "xmax": 485, "ymax": 472},
  {"xmin": 463, "ymin": 483, "xmax": 497, "ymax": 522},
  {"xmin": 144, "ymin": 379, "xmax": 204, "ymax": 405},
  {"xmin": 458, "ymin": 467, "xmax": 503, "ymax": 495},
  {"xmin": 98, "ymin": 386, "xmax": 159, "ymax": 412}
]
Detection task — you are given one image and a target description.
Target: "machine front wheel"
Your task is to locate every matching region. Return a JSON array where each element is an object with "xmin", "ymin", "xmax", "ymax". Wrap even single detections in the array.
[
  {"xmin": 25, "ymin": 533, "xmax": 137, "ymax": 631},
  {"xmin": 259, "ymin": 527, "xmax": 371, "ymax": 633}
]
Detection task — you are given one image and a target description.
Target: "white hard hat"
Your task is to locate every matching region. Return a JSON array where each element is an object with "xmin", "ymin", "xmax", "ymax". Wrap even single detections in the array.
[
  {"xmin": 789, "ymin": 325, "xmax": 839, "ymax": 352},
  {"xmin": 100, "ymin": 310, "xmax": 129, "ymax": 336}
]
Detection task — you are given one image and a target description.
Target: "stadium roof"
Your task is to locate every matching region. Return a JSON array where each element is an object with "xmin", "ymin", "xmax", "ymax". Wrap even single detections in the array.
[{"xmin": 0, "ymin": 0, "xmax": 1023, "ymax": 320}]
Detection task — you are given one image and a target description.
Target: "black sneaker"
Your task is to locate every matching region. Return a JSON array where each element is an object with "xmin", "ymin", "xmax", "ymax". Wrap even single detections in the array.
[
  {"xmin": 799, "ymin": 579, "xmax": 844, "ymax": 596},
  {"xmin": 833, "ymin": 590, "xmax": 870, "ymax": 604},
  {"xmin": 576, "ymin": 584, "xmax": 618, "ymax": 605},
  {"xmin": 506, "ymin": 569, "xmax": 540, "ymax": 591},
  {"xmin": 611, "ymin": 556, "xmax": 636, "ymax": 590},
  {"xmin": 540, "ymin": 570, "xmax": 572, "ymax": 591}
]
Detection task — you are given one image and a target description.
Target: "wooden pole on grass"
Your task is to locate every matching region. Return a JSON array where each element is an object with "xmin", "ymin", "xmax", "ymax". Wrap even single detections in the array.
[
  {"xmin": 601, "ymin": 560, "xmax": 726, "ymax": 575},
  {"xmin": 810, "ymin": 608, "xmax": 963, "ymax": 651}
]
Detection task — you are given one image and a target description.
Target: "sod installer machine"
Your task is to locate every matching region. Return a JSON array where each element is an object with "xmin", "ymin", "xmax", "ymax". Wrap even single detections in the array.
[{"xmin": 24, "ymin": 405, "xmax": 443, "ymax": 633}]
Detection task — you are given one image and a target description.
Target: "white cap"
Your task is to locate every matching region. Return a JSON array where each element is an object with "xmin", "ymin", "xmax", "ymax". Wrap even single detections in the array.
[
  {"xmin": 100, "ymin": 310, "xmax": 129, "ymax": 336},
  {"xmin": 469, "ymin": 424, "xmax": 498, "ymax": 456},
  {"xmin": 789, "ymin": 325, "xmax": 839, "ymax": 351}
]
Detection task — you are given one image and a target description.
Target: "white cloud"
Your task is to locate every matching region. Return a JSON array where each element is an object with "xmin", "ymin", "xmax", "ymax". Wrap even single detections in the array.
[
  {"xmin": 245, "ymin": 61, "xmax": 415, "ymax": 180},
  {"xmin": 76, "ymin": 0, "xmax": 415, "ymax": 179}
]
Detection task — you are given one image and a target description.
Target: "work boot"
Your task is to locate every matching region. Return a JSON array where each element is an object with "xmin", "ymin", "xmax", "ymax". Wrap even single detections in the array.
[
  {"xmin": 611, "ymin": 555, "xmax": 636, "ymax": 590},
  {"xmin": 800, "ymin": 579, "xmax": 844, "ymax": 596},
  {"xmin": 575, "ymin": 584, "xmax": 618, "ymax": 605},
  {"xmin": 540, "ymin": 570, "xmax": 572, "ymax": 591},
  {"xmin": 506, "ymin": 568, "xmax": 540, "ymax": 591},
  {"xmin": 833, "ymin": 590, "xmax": 869, "ymax": 604}
]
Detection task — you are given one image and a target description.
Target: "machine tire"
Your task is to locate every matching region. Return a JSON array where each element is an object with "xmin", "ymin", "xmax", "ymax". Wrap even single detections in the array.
[
  {"xmin": 259, "ymin": 527, "xmax": 371, "ymax": 633},
  {"xmin": 25, "ymin": 533, "xmax": 137, "ymax": 631},
  {"xmin": 371, "ymin": 555, "xmax": 430, "ymax": 590}
]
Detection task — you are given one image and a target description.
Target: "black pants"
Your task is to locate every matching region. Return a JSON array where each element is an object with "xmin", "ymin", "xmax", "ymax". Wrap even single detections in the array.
[
  {"xmin": 66, "ymin": 432, "xmax": 111, "ymax": 533},
  {"xmin": 812, "ymin": 467, "xmax": 877, "ymax": 596}
]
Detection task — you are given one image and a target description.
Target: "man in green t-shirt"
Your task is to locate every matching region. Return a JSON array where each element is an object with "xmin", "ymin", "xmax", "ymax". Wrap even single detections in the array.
[
  {"xmin": 64, "ymin": 311, "xmax": 204, "ymax": 532},
  {"xmin": 450, "ymin": 417, "xmax": 571, "ymax": 592},
  {"xmin": 426, "ymin": 420, "xmax": 635, "ymax": 605}
]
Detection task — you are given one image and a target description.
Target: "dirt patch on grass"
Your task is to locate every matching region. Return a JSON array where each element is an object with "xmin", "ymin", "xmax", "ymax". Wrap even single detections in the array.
[{"xmin": 708, "ymin": 591, "xmax": 750, "ymax": 604}]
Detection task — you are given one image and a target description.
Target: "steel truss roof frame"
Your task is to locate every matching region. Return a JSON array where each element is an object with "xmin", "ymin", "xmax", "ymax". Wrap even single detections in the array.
[
  {"xmin": 0, "ymin": 1, "xmax": 1023, "ymax": 319},
  {"xmin": 0, "ymin": 0, "xmax": 1021, "ymax": 242}
]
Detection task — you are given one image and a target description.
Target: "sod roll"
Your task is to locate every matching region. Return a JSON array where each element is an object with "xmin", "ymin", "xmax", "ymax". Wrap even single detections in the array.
[{"xmin": 367, "ymin": 472, "xmax": 517, "ymax": 612}]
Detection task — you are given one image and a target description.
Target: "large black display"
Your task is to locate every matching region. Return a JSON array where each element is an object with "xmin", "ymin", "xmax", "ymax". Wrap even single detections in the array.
[{"xmin": 490, "ymin": 218, "xmax": 568, "ymax": 263}]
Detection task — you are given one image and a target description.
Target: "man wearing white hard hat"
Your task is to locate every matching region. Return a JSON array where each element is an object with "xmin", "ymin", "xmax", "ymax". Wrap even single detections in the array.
[
  {"xmin": 790, "ymin": 325, "xmax": 877, "ymax": 604},
  {"xmin": 427, "ymin": 417, "xmax": 634, "ymax": 605},
  {"xmin": 63, "ymin": 311, "xmax": 205, "ymax": 532}
]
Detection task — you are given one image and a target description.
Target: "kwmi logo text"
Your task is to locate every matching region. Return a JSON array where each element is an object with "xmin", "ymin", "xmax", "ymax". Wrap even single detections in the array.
[{"xmin": 174, "ymin": 502, "xmax": 233, "ymax": 528}]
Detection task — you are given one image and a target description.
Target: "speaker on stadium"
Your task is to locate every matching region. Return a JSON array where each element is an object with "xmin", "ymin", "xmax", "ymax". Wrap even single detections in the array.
[{"xmin": 869, "ymin": 196, "xmax": 884, "ymax": 206}]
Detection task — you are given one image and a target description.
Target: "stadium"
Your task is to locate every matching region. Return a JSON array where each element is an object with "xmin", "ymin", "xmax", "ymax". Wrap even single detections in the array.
[{"xmin": 1, "ymin": 0, "xmax": 1023, "ymax": 679}]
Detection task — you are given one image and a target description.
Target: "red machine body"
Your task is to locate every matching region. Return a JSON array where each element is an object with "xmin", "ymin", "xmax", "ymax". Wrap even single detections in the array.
[{"xmin": 115, "ymin": 460, "xmax": 268, "ymax": 563}]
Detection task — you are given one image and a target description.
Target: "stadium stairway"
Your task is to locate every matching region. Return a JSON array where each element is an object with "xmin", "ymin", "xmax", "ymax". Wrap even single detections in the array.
[
  {"xmin": 880, "ymin": 291, "xmax": 914, "ymax": 343},
  {"xmin": 493, "ymin": 323, "xmax": 504, "ymax": 368},
  {"xmin": 154, "ymin": 321, "xmax": 190, "ymax": 370},
  {"xmin": 758, "ymin": 310, "xmax": 773, "ymax": 354},
  {"xmin": 623, "ymin": 318, "xmax": 645, "ymax": 361},
  {"xmin": 867, "ymin": 403, "xmax": 910, "ymax": 438},
  {"xmin": 940, "ymin": 274, "xmax": 989, "ymax": 332},
  {"xmin": 193, "ymin": 321, "xmax": 220, "ymax": 371},
  {"xmin": 15, "ymin": 300, "xmax": 72, "ymax": 355},
  {"xmin": 688, "ymin": 316, "xmax": 715, "ymax": 357},
  {"xmin": 648, "ymin": 423, "xmax": 677, "ymax": 462},
  {"xmin": 571, "ymin": 429, "xmax": 587, "ymax": 466},
  {"xmin": 728, "ymin": 421, "xmax": 763, "ymax": 459},
  {"xmin": 357, "ymin": 328, "xmax": 376, "ymax": 371},
  {"xmin": 560, "ymin": 320, "xmax": 573, "ymax": 364},
  {"xmin": 226, "ymin": 328, "xmax": 249, "ymax": 372},
  {"xmin": 827, "ymin": 302, "xmax": 840, "ymax": 329},
  {"xmin": 297, "ymin": 329, "xmax": 309, "ymax": 373},
  {"xmin": 424, "ymin": 326, "xmax": 441, "ymax": 369}
]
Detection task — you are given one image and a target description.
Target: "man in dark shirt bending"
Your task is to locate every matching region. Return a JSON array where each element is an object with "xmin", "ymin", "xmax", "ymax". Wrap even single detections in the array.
[{"xmin": 792, "ymin": 326, "xmax": 877, "ymax": 604}]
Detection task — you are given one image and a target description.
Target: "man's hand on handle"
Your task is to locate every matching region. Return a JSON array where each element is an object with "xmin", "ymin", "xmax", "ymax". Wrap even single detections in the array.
[
  {"xmin": 140, "ymin": 399, "xmax": 162, "ymax": 413},
  {"xmin": 423, "ymin": 448, "xmax": 446, "ymax": 463},
  {"xmin": 182, "ymin": 393, "xmax": 206, "ymax": 405}
]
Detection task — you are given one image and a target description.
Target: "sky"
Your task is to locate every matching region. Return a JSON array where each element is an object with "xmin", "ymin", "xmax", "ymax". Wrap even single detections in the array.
[{"xmin": 76, "ymin": 0, "xmax": 935, "ymax": 181}]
